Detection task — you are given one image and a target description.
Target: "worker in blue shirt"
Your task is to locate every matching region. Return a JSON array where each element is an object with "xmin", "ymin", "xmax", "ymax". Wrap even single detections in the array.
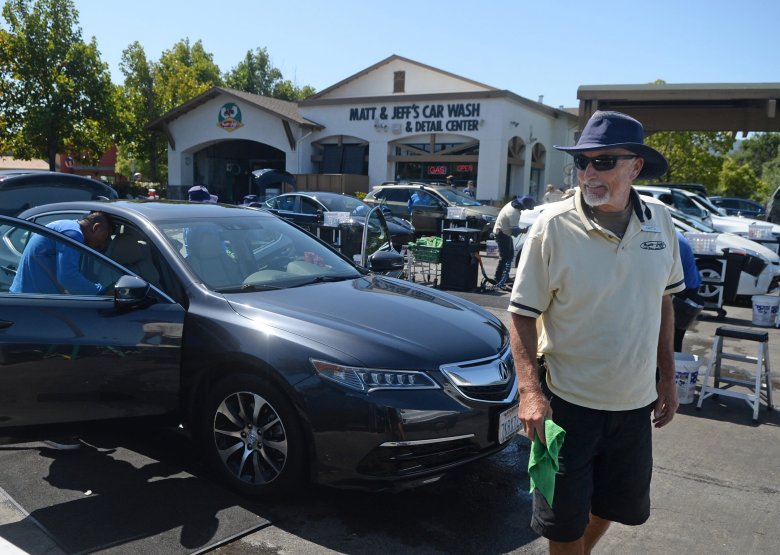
[
  {"xmin": 673, "ymin": 230, "xmax": 703, "ymax": 352},
  {"xmin": 11, "ymin": 211, "xmax": 113, "ymax": 295},
  {"xmin": 407, "ymin": 187, "xmax": 434, "ymax": 214}
]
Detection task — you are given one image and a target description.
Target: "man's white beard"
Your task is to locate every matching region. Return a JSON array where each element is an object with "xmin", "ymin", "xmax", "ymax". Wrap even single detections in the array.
[{"xmin": 582, "ymin": 184, "xmax": 610, "ymax": 207}]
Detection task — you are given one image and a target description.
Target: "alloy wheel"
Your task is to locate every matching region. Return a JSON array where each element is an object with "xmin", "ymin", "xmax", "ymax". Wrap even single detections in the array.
[{"xmin": 212, "ymin": 390, "xmax": 288, "ymax": 485}]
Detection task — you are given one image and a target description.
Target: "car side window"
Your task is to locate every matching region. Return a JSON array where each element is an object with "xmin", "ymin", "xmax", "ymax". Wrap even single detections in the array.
[
  {"xmin": 382, "ymin": 189, "xmax": 410, "ymax": 203},
  {"xmin": 300, "ymin": 198, "xmax": 319, "ymax": 215},
  {"xmin": 1, "ymin": 221, "xmax": 123, "ymax": 296}
]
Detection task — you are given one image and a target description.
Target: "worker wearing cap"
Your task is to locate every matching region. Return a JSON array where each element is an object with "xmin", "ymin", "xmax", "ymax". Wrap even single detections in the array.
[{"xmin": 493, "ymin": 195, "xmax": 535, "ymax": 287}]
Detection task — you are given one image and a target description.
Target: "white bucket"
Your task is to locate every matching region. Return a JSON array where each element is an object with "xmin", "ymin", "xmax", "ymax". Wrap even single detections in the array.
[
  {"xmin": 751, "ymin": 294, "xmax": 780, "ymax": 327},
  {"xmin": 674, "ymin": 353, "xmax": 700, "ymax": 404},
  {"xmin": 485, "ymin": 240, "xmax": 498, "ymax": 257}
]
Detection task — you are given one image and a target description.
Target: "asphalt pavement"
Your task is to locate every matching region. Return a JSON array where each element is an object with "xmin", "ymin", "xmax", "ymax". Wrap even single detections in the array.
[{"xmin": 1, "ymin": 251, "xmax": 779, "ymax": 554}]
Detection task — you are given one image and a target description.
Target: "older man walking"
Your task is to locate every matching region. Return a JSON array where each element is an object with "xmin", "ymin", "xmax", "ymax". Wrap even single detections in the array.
[{"xmin": 509, "ymin": 111, "xmax": 683, "ymax": 554}]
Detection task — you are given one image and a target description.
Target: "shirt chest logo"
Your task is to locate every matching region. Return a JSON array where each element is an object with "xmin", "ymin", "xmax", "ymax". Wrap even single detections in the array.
[{"xmin": 640, "ymin": 241, "xmax": 666, "ymax": 250}]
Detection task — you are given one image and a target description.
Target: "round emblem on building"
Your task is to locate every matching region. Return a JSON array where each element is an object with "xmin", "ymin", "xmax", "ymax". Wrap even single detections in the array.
[{"xmin": 217, "ymin": 102, "xmax": 244, "ymax": 132}]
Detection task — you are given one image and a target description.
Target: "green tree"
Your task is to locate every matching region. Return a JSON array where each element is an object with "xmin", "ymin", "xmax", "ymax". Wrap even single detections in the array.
[
  {"xmin": 224, "ymin": 47, "xmax": 281, "ymax": 96},
  {"xmin": 716, "ymin": 157, "xmax": 768, "ymax": 201},
  {"xmin": 272, "ymin": 79, "xmax": 316, "ymax": 101},
  {"xmin": 732, "ymin": 132, "xmax": 780, "ymax": 178},
  {"xmin": 154, "ymin": 38, "xmax": 222, "ymax": 113},
  {"xmin": 762, "ymin": 158, "xmax": 780, "ymax": 196},
  {"xmin": 123, "ymin": 38, "xmax": 222, "ymax": 183},
  {"xmin": 117, "ymin": 41, "xmax": 160, "ymax": 181},
  {"xmin": 224, "ymin": 47, "xmax": 316, "ymax": 100},
  {"xmin": 0, "ymin": 0, "xmax": 116, "ymax": 169},
  {"xmin": 642, "ymin": 131, "xmax": 734, "ymax": 189}
]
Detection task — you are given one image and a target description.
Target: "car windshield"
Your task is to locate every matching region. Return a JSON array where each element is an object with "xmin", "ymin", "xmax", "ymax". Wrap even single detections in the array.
[
  {"xmin": 436, "ymin": 188, "xmax": 482, "ymax": 206},
  {"xmin": 689, "ymin": 194, "xmax": 727, "ymax": 216},
  {"xmin": 670, "ymin": 210, "xmax": 716, "ymax": 232},
  {"xmin": 319, "ymin": 195, "xmax": 370, "ymax": 217},
  {"xmin": 157, "ymin": 214, "xmax": 360, "ymax": 292}
]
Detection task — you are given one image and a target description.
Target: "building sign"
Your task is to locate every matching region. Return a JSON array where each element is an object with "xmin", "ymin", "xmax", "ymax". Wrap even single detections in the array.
[
  {"xmin": 349, "ymin": 102, "xmax": 481, "ymax": 132},
  {"xmin": 218, "ymin": 102, "xmax": 244, "ymax": 132},
  {"xmin": 427, "ymin": 165, "xmax": 448, "ymax": 175}
]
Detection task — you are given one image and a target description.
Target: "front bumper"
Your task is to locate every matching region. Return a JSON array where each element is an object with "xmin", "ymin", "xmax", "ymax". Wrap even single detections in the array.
[{"xmin": 298, "ymin": 349, "xmax": 518, "ymax": 490}]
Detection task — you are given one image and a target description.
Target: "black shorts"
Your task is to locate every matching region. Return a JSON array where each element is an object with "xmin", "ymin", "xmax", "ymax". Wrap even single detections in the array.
[{"xmin": 530, "ymin": 391, "xmax": 654, "ymax": 543}]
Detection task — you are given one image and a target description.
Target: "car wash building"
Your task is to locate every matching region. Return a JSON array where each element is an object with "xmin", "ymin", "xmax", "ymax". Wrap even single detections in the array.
[{"xmin": 150, "ymin": 55, "xmax": 578, "ymax": 204}]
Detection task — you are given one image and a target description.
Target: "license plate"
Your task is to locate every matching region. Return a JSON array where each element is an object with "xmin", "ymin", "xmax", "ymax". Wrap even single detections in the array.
[{"xmin": 498, "ymin": 403, "xmax": 521, "ymax": 444}]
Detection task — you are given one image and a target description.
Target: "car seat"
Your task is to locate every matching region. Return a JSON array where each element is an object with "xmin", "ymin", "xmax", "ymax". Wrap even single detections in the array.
[
  {"xmin": 184, "ymin": 226, "xmax": 243, "ymax": 288},
  {"xmin": 110, "ymin": 231, "xmax": 160, "ymax": 286}
]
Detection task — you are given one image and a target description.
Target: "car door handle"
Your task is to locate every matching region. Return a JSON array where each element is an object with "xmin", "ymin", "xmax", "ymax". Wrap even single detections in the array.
[{"xmin": 0, "ymin": 320, "xmax": 13, "ymax": 329}]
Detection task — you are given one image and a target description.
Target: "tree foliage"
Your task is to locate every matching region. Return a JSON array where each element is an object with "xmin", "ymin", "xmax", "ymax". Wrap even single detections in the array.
[
  {"xmin": 116, "ymin": 38, "xmax": 223, "ymax": 183},
  {"xmin": 716, "ymin": 157, "xmax": 768, "ymax": 201},
  {"xmin": 224, "ymin": 47, "xmax": 315, "ymax": 100},
  {"xmin": 642, "ymin": 131, "xmax": 734, "ymax": 189},
  {"xmin": 224, "ymin": 47, "xmax": 281, "ymax": 96},
  {"xmin": 117, "ymin": 41, "xmax": 158, "ymax": 179},
  {"xmin": 731, "ymin": 132, "xmax": 780, "ymax": 178},
  {"xmin": 153, "ymin": 38, "xmax": 222, "ymax": 113},
  {"xmin": 0, "ymin": 0, "xmax": 116, "ymax": 169}
]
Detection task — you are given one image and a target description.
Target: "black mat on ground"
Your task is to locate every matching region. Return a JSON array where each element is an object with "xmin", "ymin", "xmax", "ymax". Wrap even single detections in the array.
[{"xmin": 0, "ymin": 427, "xmax": 270, "ymax": 554}]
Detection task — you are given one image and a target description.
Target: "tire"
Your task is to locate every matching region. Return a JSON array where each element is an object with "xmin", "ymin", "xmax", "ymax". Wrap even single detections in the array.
[
  {"xmin": 201, "ymin": 374, "xmax": 305, "ymax": 497},
  {"xmin": 696, "ymin": 261, "xmax": 724, "ymax": 305}
]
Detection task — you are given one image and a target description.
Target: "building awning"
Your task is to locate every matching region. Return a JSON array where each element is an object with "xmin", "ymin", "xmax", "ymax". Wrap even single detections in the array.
[{"xmin": 577, "ymin": 83, "xmax": 780, "ymax": 133}]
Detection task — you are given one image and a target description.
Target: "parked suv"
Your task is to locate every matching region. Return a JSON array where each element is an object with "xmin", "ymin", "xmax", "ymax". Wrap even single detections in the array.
[
  {"xmin": 364, "ymin": 182, "xmax": 499, "ymax": 239},
  {"xmin": 709, "ymin": 196, "xmax": 766, "ymax": 218},
  {"xmin": 0, "ymin": 172, "xmax": 118, "ymax": 216}
]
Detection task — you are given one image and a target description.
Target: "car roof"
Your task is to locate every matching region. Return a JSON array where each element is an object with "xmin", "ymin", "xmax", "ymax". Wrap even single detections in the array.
[
  {"xmin": 16, "ymin": 199, "xmax": 271, "ymax": 224},
  {"xmin": 277, "ymin": 191, "xmax": 361, "ymax": 201},
  {"xmin": 0, "ymin": 171, "xmax": 117, "ymax": 191},
  {"xmin": 710, "ymin": 196, "xmax": 761, "ymax": 203},
  {"xmin": 374, "ymin": 183, "xmax": 448, "ymax": 190}
]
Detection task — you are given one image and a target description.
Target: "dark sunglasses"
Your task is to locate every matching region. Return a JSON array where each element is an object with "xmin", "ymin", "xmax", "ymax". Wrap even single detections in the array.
[{"xmin": 573, "ymin": 154, "xmax": 637, "ymax": 172}]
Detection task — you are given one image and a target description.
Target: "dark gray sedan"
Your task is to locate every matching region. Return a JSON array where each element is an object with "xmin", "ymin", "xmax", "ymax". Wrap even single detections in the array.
[
  {"xmin": 264, "ymin": 191, "xmax": 415, "ymax": 251},
  {"xmin": 0, "ymin": 200, "xmax": 518, "ymax": 496}
]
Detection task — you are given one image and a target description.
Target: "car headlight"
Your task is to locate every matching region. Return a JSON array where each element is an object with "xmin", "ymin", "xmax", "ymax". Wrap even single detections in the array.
[
  {"xmin": 311, "ymin": 359, "xmax": 440, "ymax": 392},
  {"xmin": 480, "ymin": 214, "xmax": 496, "ymax": 222}
]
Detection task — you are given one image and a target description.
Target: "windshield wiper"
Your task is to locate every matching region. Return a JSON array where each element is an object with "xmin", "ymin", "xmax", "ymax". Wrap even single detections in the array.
[
  {"xmin": 215, "ymin": 283, "xmax": 282, "ymax": 293},
  {"xmin": 288, "ymin": 273, "xmax": 358, "ymax": 288}
]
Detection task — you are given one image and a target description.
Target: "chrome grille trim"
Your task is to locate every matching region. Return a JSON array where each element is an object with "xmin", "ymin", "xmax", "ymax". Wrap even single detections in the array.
[
  {"xmin": 439, "ymin": 346, "xmax": 517, "ymax": 404},
  {"xmin": 380, "ymin": 434, "xmax": 475, "ymax": 447}
]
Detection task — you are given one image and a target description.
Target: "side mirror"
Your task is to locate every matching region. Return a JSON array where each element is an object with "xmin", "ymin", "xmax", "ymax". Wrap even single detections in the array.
[
  {"xmin": 114, "ymin": 274, "xmax": 151, "ymax": 308},
  {"xmin": 316, "ymin": 208, "xmax": 324, "ymax": 224},
  {"xmin": 369, "ymin": 249, "xmax": 405, "ymax": 273}
]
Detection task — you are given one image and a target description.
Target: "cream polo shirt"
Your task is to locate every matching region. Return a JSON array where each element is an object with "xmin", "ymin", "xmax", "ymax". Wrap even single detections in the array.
[{"xmin": 508, "ymin": 189, "xmax": 684, "ymax": 411}]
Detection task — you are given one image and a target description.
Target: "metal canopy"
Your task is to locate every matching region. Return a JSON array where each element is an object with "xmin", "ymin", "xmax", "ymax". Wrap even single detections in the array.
[{"xmin": 577, "ymin": 83, "xmax": 780, "ymax": 134}]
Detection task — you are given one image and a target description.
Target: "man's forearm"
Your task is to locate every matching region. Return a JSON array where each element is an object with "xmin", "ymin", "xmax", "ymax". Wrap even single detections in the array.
[
  {"xmin": 510, "ymin": 313, "xmax": 541, "ymax": 393},
  {"xmin": 657, "ymin": 295, "xmax": 675, "ymax": 381}
]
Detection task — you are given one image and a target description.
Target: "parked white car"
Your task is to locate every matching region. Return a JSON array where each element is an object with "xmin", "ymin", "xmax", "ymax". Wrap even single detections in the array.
[
  {"xmin": 510, "ymin": 193, "xmax": 780, "ymax": 303},
  {"xmin": 670, "ymin": 209, "xmax": 780, "ymax": 301},
  {"xmin": 634, "ymin": 185, "xmax": 780, "ymax": 237}
]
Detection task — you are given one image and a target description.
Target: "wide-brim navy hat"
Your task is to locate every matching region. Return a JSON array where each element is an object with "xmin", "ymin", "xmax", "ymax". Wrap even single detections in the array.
[{"xmin": 554, "ymin": 111, "xmax": 668, "ymax": 179}]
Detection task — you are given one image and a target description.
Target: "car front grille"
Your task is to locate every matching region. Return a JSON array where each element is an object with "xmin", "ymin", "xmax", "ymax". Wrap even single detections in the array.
[{"xmin": 439, "ymin": 347, "xmax": 516, "ymax": 403}]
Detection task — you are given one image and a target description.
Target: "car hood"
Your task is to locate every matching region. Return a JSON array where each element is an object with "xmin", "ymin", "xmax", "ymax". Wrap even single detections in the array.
[
  {"xmin": 710, "ymin": 215, "xmax": 780, "ymax": 235},
  {"xmin": 714, "ymin": 232, "xmax": 780, "ymax": 263},
  {"xmin": 462, "ymin": 205, "xmax": 499, "ymax": 218},
  {"xmin": 348, "ymin": 214, "xmax": 413, "ymax": 235},
  {"xmin": 226, "ymin": 275, "xmax": 506, "ymax": 367}
]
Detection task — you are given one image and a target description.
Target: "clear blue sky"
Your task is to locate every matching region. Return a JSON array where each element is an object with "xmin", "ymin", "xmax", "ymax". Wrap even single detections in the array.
[{"xmin": 72, "ymin": 0, "xmax": 779, "ymax": 109}]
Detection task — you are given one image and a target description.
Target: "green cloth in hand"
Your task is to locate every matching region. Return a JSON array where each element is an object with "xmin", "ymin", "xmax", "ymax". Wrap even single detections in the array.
[{"xmin": 528, "ymin": 419, "xmax": 566, "ymax": 506}]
